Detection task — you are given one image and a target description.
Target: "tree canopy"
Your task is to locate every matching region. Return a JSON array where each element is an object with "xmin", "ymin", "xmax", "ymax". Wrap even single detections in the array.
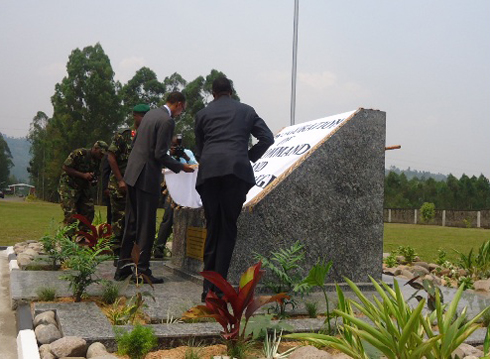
[
  {"xmin": 27, "ymin": 43, "xmax": 239, "ymax": 201},
  {"xmin": 0, "ymin": 134, "xmax": 13, "ymax": 187}
]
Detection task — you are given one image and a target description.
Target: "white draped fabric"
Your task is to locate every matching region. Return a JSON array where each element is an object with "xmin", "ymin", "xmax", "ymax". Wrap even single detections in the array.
[{"xmin": 163, "ymin": 167, "xmax": 202, "ymax": 208}]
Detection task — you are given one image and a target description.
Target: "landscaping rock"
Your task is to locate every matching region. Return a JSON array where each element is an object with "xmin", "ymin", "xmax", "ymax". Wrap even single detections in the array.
[
  {"xmin": 90, "ymin": 355, "xmax": 119, "ymax": 359},
  {"xmin": 410, "ymin": 265, "xmax": 430, "ymax": 276},
  {"xmin": 289, "ymin": 345, "xmax": 333, "ymax": 359},
  {"xmin": 401, "ymin": 269, "xmax": 414, "ymax": 279},
  {"xmin": 34, "ymin": 310, "xmax": 57, "ymax": 327},
  {"xmin": 17, "ymin": 253, "xmax": 33, "ymax": 267},
  {"xmin": 413, "ymin": 261, "xmax": 430, "ymax": 270},
  {"xmin": 457, "ymin": 343, "xmax": 484, "ymax": 357},
  {"xmin": 474, "ymin": 279, "xmax": 490, "ymax": 292},
  {"xmin": 428, "ymin": 263, "xmax": 439, "ymax": 272},
  {"xmin": 396, "ymin": 255, "xmax": 405, "ymax": 264},
  {"xmin": 35, "ymin": 323, "xmax": 62, "ymax": 344},
  {"xmin": 458, "ymin": 269, "xmax": 468, "ymax": 277},
  {"xmin": 87, "ymin": 342, "xmax": 109, "ymax": 358},
  {"xmin": 39, "ymin": 344, "xmax": 55, "ymax": 359},
  {"xmin": 49, "ymin": 336, "xmax": 87, "ymax": 358},
  {"xmin": 24, "ymin": 248, "xmax": 39, "ymax": 258}
]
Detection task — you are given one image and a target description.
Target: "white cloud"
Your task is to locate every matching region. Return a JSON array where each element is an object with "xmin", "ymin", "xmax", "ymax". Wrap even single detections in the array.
[
  {"xmin": 115, "ymin": 56, "xmax": 146, "ymax": 83},
  {"xmin": 298, "ymin": 71, "xmax": 337, "ymax": 90},
  {"xmin": 37, "ymin": 62, "xmax": 66, "ymax": 77}
]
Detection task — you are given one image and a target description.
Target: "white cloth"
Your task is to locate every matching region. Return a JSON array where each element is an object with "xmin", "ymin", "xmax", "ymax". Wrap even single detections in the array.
[{"xmin": 163, "ymin": 167, "xmax": 202, "ymax": 208}]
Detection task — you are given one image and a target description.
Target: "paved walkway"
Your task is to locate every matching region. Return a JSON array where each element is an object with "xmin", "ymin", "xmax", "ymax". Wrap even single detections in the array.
[{"xmin": 0, "ymin": 250, "xmax": 17, "ymax": 359}]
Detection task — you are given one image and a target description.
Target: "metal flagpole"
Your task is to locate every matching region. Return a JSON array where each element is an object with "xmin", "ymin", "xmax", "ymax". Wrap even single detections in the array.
[{"xmin": 290, "ymin": 0, "xmax": 300, "ymax": 126}]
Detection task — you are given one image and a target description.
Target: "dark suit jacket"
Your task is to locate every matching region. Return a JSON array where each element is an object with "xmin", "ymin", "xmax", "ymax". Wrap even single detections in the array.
[
  {"xmin": 194, "ymin": 96, "xmax": 274, "ymax": 189},
  {"xmin": 124, "ymin": 106, "xmax": 184, "ymax": 195}
]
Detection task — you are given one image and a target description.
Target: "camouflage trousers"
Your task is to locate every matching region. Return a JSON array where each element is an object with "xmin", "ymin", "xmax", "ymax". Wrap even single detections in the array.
[
  {"xmin": 59, "ymin": 185, "xmax": 94, "ymax": 233},
  {"xmin": 109, "ymin": 187, "xmax": 127, "ymax": 252}
]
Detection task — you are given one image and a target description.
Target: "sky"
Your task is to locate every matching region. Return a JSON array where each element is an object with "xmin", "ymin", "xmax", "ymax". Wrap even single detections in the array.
[{"xmin": 0, "ymin": 0, "xmax": 489, "ymax": 178}]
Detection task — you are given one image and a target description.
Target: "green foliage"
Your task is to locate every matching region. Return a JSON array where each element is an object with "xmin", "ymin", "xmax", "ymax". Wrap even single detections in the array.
[
  {"xmin": 225, "ymin": 338, "xmax": 255, "ymax": 359},
  {"xmin": 457, "ymin": 276, "xmax": 474, "ymax": 290},
  {"xmin": 101, "ymin": 280, "xmax": 120, "ymax": 304},
  {"xmin": 455, "ymin": 239, "xmax": 490, "ymax": 279},
  {"xmin": 436, "ymin": 249, "xmax": 447, "ymax": 266},
  {"xmin": 36, "ymin": 287, "xmax": 56, "ymax": 301},
  {"xmin": 0, "ymin": 134, "xmax": 14, "ymax": 186},
  {"xmin": 420, "ymin": 202, "xmax": 436, "ymax": 223},
  {"xmin": 182, "ymin": 262, "xmax": 288, "ymax": 343},
  {"xmin": 61, "ymin": 236, "xmax": 113, "ymax": 302},
  {"xmin": 295, "ymin": 259, "xmax": 334, "ymax": 334},
  {"xmin": 397, "ymin": 245, "xmax": 417, "ymax": 264},
  {"xmin": 38, "ymin": 221, "xmax": 77, "ymax": 269},
  {"xmin": 305, "ymin": 301, "xmax": 318, "ymax": 318},
  {"xmin": 115, "ymin": 324, "xmax": 157, "ymax": 359},
  {"xmin": 287, "ymin": 279, "xmax": 486, "ymax": 359},
  {"xmin": 243, "ymin": 314, "xmax": 294, "ymax": 340},
  {"xmin": 384, "ymin": 170, "xmax": 490, "ymax": 210},
  {"xmin": 463, "ymin": 218, "xmax": 472, "ymax": 228},
  {"xmin": 254, "ymin": 241, "xmax": 309, "ymax": 317},
  {"xmin": 384, "ymin": 252, "xmax": 398, "ymax": 268},
  {"xmin": 263, "ymin": 329, "xmax": 297, "ymax": 359},
  {"xmin": 106, "ymin": 293, "xmax": 148, "ymax": 325}
]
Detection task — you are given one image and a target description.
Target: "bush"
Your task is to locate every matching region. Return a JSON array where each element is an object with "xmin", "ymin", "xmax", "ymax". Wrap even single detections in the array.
[
  {"xmin": 420, "ymin": 202, "xmax": 436, "ymax": 223},
  {"xmin": 116, "ymin": 324, "xmax": 157, "ymax": 359},
  {"xmin": 397, "ymin": 245, "xmax": 417, "ymax": 264},
  {"xmin": 36, "ymin": 287, "xmax": 56, "ymax": 301}
]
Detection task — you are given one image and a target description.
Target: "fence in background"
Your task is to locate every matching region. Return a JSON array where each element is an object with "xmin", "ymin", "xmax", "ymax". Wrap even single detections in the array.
[{"xmin": 384, "ymin": 208, "xmax": 490, "ymax": 229}]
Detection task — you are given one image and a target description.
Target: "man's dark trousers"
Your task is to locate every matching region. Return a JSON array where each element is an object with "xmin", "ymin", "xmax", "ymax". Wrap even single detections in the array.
[
  {"xmin": 118, "ymin": 183, "xmax": 159, "ymax": 275},
  {"xmin": 198, "ymin": 174, "xmax": 250, "ymax": 294}
]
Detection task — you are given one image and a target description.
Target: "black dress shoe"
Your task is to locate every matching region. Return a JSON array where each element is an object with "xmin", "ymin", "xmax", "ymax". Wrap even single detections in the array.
[
  {"xmin": 114, "ymin": 270, "xmax": 132, "ymax": 281},
  {"xmin": 133, "ymin": 273, "xmax": 164, "ymax": 284}
]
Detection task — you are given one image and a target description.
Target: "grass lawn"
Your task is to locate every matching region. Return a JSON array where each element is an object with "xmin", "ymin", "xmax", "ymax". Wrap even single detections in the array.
[
  {"xmin": 0, "ymin": 199, "xmax": 164, "ymax": 246},
  {"xmin": 1, "ymin": 200, "xmax": 489, "ymax": 263},
  {"xmin": 384, "ymin": 223, "xmax": 490, "ymax": 263}
]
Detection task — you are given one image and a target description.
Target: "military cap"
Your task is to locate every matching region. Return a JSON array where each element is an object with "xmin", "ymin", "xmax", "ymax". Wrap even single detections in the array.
[
  {"xmin": 133, "ymin": 104, "xmax": 150, "ymax": 113},
  {"xmin": 93, "ymin": 140, "xmax": 109, "ymax": 154}
]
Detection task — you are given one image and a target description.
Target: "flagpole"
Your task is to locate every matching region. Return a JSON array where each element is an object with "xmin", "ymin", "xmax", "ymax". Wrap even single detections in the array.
[{"xmin": 290, "ymin": 0, "xmax": 300, "ymax": 126}]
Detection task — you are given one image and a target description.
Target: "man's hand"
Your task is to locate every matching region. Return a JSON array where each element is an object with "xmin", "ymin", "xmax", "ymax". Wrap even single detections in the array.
[
  {"xmin": 82, "ymin": 172, "xmax": 94, "ymax": 181},
  {"xmin": 118, "ymin": 179, "xmax": 128, "ymax": 193},
  {"xmin": 182, "ymin": 164, "xmax": 195, "ymax": 173}
]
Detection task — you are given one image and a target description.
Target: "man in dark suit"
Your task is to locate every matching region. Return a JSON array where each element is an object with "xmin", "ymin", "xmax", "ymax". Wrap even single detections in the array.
[
  {"xmin": 195, "ymin": 77, "xmax": 274, "ymax": 301},
  {"xmin": 115, "ymin": 92, "xmax": 194, "ymax": 283}
]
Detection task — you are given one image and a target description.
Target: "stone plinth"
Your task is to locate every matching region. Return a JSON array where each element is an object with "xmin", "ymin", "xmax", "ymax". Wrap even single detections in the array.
[{"xmin": 171, "ymin": 108, "xmax": 386, "ymax": 285}]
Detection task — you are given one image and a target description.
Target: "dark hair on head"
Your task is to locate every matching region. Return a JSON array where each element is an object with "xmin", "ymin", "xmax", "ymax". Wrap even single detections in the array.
[
  {"xmin": 166, "ymin": 91, "xmax": 186, "ymax": 104},
  {"xmin": 212, "ymin": 76, "xmax": 233, "ymax": 95}
]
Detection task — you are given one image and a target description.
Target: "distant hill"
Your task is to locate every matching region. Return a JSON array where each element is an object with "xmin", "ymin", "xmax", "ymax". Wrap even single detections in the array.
[
  {"xmin": 385, "ymin": 165, "xmax": 447, "ymax": 181},
  {"xmin": 2, "ymin": 135, "xmax": 31, "ymax": 183}
]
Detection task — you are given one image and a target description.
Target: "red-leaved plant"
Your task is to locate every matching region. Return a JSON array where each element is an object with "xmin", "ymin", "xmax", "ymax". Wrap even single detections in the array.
[
  {"xmin": 72, "ymin": 214, "xmax": 113, "ymax": 247},
  {"xmin": 182, "ymin": 261, "xmax": 289, "ymax": 341}
]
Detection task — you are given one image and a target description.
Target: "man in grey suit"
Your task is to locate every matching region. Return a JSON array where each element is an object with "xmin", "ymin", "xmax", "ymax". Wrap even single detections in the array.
[
  {"xmin": 195, "ymin": 77, "xmax": 274, "ymax": 301},
  {"xmin": 115, "ymin": 92, "xmax": 194, "ymax": 283}
]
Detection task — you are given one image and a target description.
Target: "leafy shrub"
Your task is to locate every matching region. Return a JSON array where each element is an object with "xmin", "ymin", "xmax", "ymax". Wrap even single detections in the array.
[
  {"xmin": 397, "ymin": 245, "xmax": 417, "ymax": 264},
  {"xmin": 101, "ymin": 280, "xmax": 120, "ymax": 304},
  {"xmin": 305, "ymin": 301, "xmax": 318, "ymax": 318},
  {"xmin": 462, "ymin": 218, "xmax": 472, "ymax": 228},
  {"xmin": 254, "ymin": 241, "xmax": 309, "ymax": 317},
  {"xmin": 436, "ymin": 249, "xmax": 447, "ymax": 266},
  {"xmin": 115, "ymin": 324, "xmax": 157, "ymax": 359},
  {"xmin": 420, "ymin": 202, "xmax": 436, "ymax": 223},
  {"xmin": 106, "ymin": 293, "xmax": 148, "ymax": 325},
  {"xmin": 38, "ymin": 221, "xmax": 77, "ymax": 269},
  {"xmin": 243, "ymin": 313, "xmax": 294, "ymax": 340},
  {"xmin": 36, "ymin": 287, "xmax": 56, "ymax": 301},
  {"xmin": 384, "ymin": 251, "xmax": 398, "ymax": 268},
  {"xmin": 61, "ymin": 237, "xmax": 113, "ymax": 301},
  {"xmin": 455, "ymin": 239, "xmax": 490, "ymax": 279},
  {"xmin": 287, "ymin": 279, "xmax": 486, "ymax": 359},
  {"xmin": 457, "ymin": 276, "xmax": 474, "ymax": 290}
]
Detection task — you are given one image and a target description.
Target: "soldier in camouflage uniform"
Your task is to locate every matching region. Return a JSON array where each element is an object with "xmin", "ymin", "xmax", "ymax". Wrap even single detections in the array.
[
  {"xmin": 58, "ymin": 141, "xmax": 109, "ymax": 231},
  {"xmin": 107, "ymin": 104, "xmax": 150, "ymax": 259}
]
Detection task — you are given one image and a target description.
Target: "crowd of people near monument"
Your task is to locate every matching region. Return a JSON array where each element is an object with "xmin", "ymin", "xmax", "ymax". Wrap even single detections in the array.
[{"xmin": 58, "ymin": 76, "xmax": 274, "ymax": 301}]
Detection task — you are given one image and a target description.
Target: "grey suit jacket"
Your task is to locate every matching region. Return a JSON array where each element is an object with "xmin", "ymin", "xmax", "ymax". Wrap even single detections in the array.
[
  {"xmin": 124, "ymin": 106, "xmax": 183, "ymax": 195},
  {"xmin": 194, "ymin": 96, "xmax": 274, "ymax": 189}
]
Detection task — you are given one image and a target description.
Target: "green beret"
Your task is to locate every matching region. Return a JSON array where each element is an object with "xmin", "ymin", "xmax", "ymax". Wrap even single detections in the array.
[
  {"xmin": 133, "ymin": 104, "xmax": 150, "ymax": 113},
  {"xmin": 93, "ymin": 140, "xmax": 109, "ymax": 154}
]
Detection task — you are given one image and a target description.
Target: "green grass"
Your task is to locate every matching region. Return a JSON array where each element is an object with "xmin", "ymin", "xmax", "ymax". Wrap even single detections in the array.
[
  {"xmin": 0, "ymin": 200, "xmax": 164, "ymax": 246},
  {"xmin": 384, "ymin": 223, "xmax": 490, "ymax": 263},
  {"xmin": 1, "ymin": 200, "xmax": 489, "ymax": 264}
]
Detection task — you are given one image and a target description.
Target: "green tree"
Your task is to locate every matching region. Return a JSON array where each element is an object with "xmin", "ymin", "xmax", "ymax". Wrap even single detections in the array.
[
  {"xmin": 0, "ymin": 134, "xmax": 13, "ymax": 187},
  {"xmin": 120, "ymin": 67, "xmax": 166, "ymax": 126}
]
